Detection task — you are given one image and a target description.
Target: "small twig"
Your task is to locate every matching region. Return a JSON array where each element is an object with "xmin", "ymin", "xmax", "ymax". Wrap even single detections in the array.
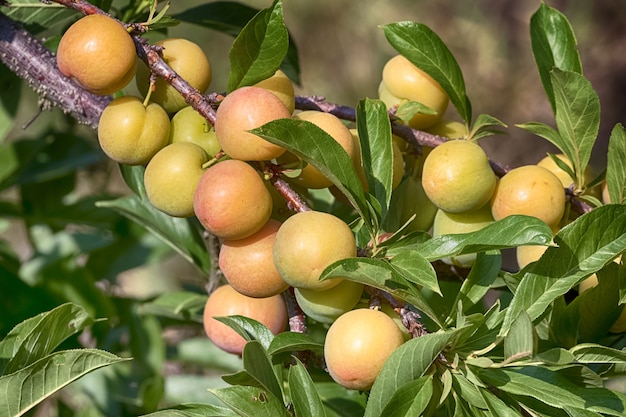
[
  {"xmin": 283, "ymin": 287, "xmax": 307, "ymax": 333},
  {"xmin": 365, "ymin": 286, "xmax": 427, "ymax": 338}
]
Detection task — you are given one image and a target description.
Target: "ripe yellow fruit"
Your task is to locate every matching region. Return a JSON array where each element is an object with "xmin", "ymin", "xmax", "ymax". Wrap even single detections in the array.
[
  {"xmin": 426, "ymin": 119, "xmax": 469, "ymax": 139},
  {"xmin": 516, "ymin": 244, "xmax": 549, "ymax": 270},
  {"xmin": 324, "ymin": 308, "xmax": 405, "ymax": 390},
  {"xmin": 57, "ymin": 14, "xmax": 136, "ymax": 95},
  {"xmin": 380, "ymin": 55, "xmax": 449, "ymax": 130},
  {"xmin": 203, "ymin": 285, "xmax": 287, "ymax": 355},
  {"xmin": 422, "ymin": 140, "xmax": 497, "ymax": 213},
  {"xmin": 537, "ymin": 153, "xmax": 599, "ymax": 197},
  {"xmin": 253, "ymin": 69, "xmax": 295, "ymax": 114},
  {"xmin": 136, "ymin": 38, "xmax": 212, "ymax": 113},
  {"xmin": 491, "ymin": 165, "xmax": 566, "ymax": 231}
]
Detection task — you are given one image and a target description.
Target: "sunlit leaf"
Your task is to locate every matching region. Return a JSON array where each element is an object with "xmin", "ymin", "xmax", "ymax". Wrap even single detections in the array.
[{"xmin": 288, "ymin": 358, "xmax": 328, "ymax": 417}]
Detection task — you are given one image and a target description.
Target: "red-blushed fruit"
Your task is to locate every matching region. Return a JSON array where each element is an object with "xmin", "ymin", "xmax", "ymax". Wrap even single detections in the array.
[
  {"xmin": 219, "ymin": 219, "xmax": 289, "ymax": 298},
  {"xmin": 215, "ymin": 86, "xmax": 291, "ymax": 161},
  {"xmin": 273, "ymin": 211, "xmax": 356, "ymax": 291},
  {"xmin": 491, "ymin": 164, "xmax": 566, "ymax": 232},
  {"xmin": 203, "ymin": 284, "xmax": 287, "ymax": 355},
  {"xmin": 57, "ymin": 14, "xmax": 136, "ymax": 95},
  {"xmin": 324, "ymin": 308, "xmax": 405, "ymax": 390},
  {"xmin": 193, "ymin": 159, "xmax": 272, "ymax": 240}
]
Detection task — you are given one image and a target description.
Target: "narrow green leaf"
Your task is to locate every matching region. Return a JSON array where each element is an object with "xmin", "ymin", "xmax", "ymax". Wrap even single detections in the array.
[
  {"xmin": 606, "ymin": 123, "xmax": 626, "ymax": 204},
  {"xmin": 0, "ymin": 303, "xmax": 93, "ymax": 375},
  {"xmin": 516, "ymin": 121, "xmax": 562, "ymax": 151},
  {"xmin": 227, "ymin": 0, "xmax": 289, "ymax": 91},
  {"xmin": 2, "ymin": 1, "xmax": 77, "ymax": 34},
  {"xmin": 356, "ymin": 98, "xmax": 393, "ymax": 216},
  {"xmin": 96, "ymin": 195, "xmax": 212, "ymax": 277},
  {"xmin": 214, "ymin": 316, "xmax": 275, "ymax": 351},
  {"xmin": 320, "ymin": 257, "xmax": 443, "ymax": 328},
  {"xmin": 480, "ymin": 387, "xmax": 525, "ymax": 416},
  {"xmin": 452, "ymin": 373, "xmax": 488, "ymax": 409},
  {"xmin": 138, "ymin": 291, "xmax": 207, "ymax": 322},
  {"xmin": 417, "ymin": 215, "xmax": 553, "ymax": 261},
  {"xmin": 504, "ymin": 312, "xmax": 535, "ymax": 362},
  {"xmin": 209, "ymin": 386, "xmax": 290, "ymax": 417},
  {"xmin": 564, "ymin": 406, "xmax": 603, "ymax": 417},
  {"xmin": 388, "ymin": 249, "xmax": 440, "ymax": 295},
  {"xmin": 500, "ymin": 205, "xmax": 626, "ymax": 337},
  {"xmin": 364, "ymin": 330, "xmax": 460, "ymax": 417},
  {"xmin": 378, "ymin": 376, "xmax": 434, "ymax": 417},
  {"xmin": 0, "ymin": 349, "xmax": 128, "ymax": 417},
  {"xmin": 570, "ymin": 343, "xmax": 626, "ymax": 365},
  {"xmin": 534, "ymin": 348, "xmax": 575, "ymax": 366},
  {"xmin": 241, "ymin": 341, "xmax": 283, "ymax": 402},
  {"xmin": 252, "ymin": 118, "xmax": 374, "ymax": 231},
  {"xmin": 468, "ymin": 114, "xmax": 507, "ymax": 141},
  {"xmin": 551, "ymin": 68, "xmax": 600, "ymax": 187},
  {"xmin": 267, "ymin": 332, "xmax": 324, "ymax": 356},
  {"xmin": 382, "ymin": 22, "xmax": 471, "ymax": 124},
  {"xmin": 530, "ymin": 2, "xmax": 583, "ymax": 111},
  {"xmin": 288, "ymin": 358, "xmax": 328, "ymax": 417},
  {"xmin": 395, "ymin": 101, "xmax": 438, "ymax": 121},
  {"xmin": 138, "ymin": 403, "xmax": 239, "ymax": 417}
]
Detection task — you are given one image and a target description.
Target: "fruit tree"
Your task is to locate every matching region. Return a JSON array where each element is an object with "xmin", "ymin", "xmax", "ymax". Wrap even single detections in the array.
[{"xmin": 0, "ymin": 0, "xmax": 626, "ymax": 416}]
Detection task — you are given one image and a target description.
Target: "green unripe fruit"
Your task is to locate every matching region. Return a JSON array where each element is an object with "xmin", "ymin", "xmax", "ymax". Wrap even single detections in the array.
[
  {"xmin": 144, "ymin": 142, "xmax": 208, "ymax": 217},
  {"xmin": 294, "ymin": 280, "xmax": 363, "ymax": 323},
  {"xmin": 422, "ymin": 139, "xmax": 497, "ymax": 213},
  {"xmin": 97, "ymin": 96, "xmax": 170, "ymax": 166},
  {"xmin": 273, "ymin": 211, "xmax": 356, "ymax": 291},
  {"xmin": 393, "ymin": 175, "xmax": 438, "ymax": 233},
  {"xmin": 170, "ymin": 106, "xmax": 221, "ymax": 157}
]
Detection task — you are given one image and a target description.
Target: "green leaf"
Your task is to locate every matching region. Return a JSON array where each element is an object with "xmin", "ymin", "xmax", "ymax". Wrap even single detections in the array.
[
  {"xmin": 364, "ymin": 330, "xmax": 459, "ymax": 417},
  {"xmin": 267, "ymin": 332, "xmax": 324, "ymax": 357},
  {"xmin": 388, "ymin": 249, "xmax": 440, "ymax": 295},
  {"xmin": 288, "ymin": 358, "xmax": 328, "ymax": 417},
  {"xmin": 534, "ymin": 348, "xmax": 575, "ymax": 366},
  {"xmin": 320, "ymin": 257, "xmax": 443, "ymax": 328},
  {"xmin": 241, "ymin": 341, "xmax": 283, "ymax": 402},
  {"xmin": 138, "ymin": 291, "xmax": 207, "ymax": 322},
  {"xmin": 1, "ymin": 1, "xmax": 78, "ymax": 34},
  {"xmin": 0, "ymin": 349, "xmax": 128, "ymax": 417},
  {"xmin": 96, "ymin": 195, "xmax": 212, "ymax": 277},
  {"xmin": 395, "ymin": 101, "xmax": 438, "ymax": 121},
  {"xmin": 530, "ymin": 2, "xmax": 583, "ymax": 111},
  {"xmin": 551, "ymin": 68, "xmax": 600, "ymax": 187},
  {"xmin": 477, "ymin": 366, "xmax": 626, "ymax": 416},
  {"xmin": 209, "ymin": 385, "xmax": 290, "ymax": 417},
  {"xmin": 606, "ymin": 123, "xmax": 626, "ymax": 204},
  {"xmin": 452, "ymin": 373, "xmax": 488, "ymax": 409},
  {"xmin": 214, "ymin": 316, "xmax": 275, "ymax": 351},
  {"xmin": 500, "ymin": 205, "xmax": 626, "ymax": 337},
  {"xmin": 356, "ymin": 98, "xmax": 394, "ymax": 216},
  {"xmin": 138, "ymin": 403, "xmax": 239, "ymax": 417},
  {"xmin": 504, "ymin": 312, "xmax": 535, "ymax": 362},
  {"xmin": 570, "ymin": 343, "xmax": 626, "ymax": 365},
  {"xmin": 0, "ymin": 303, "xmax": 94, "ymax": 375},
  {"xmin": 417, "ymin": 215, "xmax": 553, "ymax": 261},
  {"xmin": 252, "ymin": 118, "xmax": 374, "ymax": 231},
  {"xmin": 227, "ymin": 0, "xmax": 289, "ymax": 91},
  {"xmin": 378, "ymin": 376, "xmax": 433, "ymax": 417},
  {"xmin": 468, "ymin": 114, "xmax": 507, "ymax": 141},
  {"xmin": 382, "ymin": 22, "xmax": 471, "ymax": 124}
]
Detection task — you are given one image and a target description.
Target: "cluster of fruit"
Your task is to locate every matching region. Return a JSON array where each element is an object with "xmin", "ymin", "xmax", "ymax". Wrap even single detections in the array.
[{"xmin": 53, "ymin": 12, "xmax": 611, "ymax": 392}]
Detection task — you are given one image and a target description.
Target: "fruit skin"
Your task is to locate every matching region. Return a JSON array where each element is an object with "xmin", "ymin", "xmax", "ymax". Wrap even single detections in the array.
[
  {"xmin": 203, "ymin": 284, "xmax": 287, "ymax": 355},
  {"xmin": 253, "ymin": 70, "xmax": 295, "ymax": 114},
  {"xmin": 426, "ymin": 119, "xmax": 469, "ymax": 139},
  {"xmin": 273, "ymin": 211, "xmax": 356, "ymax": 291},
  {"xmin": 422, "ymin": 140, "xmax": 497, "ymax": 214},
  {"xmin": 391, "ymin": 175, "xmax": 438, "ymax": 233},
  {"xmin": 170, "ymin": 106, "xmax": 221, "ymax": 157},
  {"xmin": 380, "ymin": 55, "xmax": 449, "ymax": 130},
  {"xmin": 136, "ymin": 38, "xmax": 212, "ymax": 113},
  {"xmin": 194, "ymin": 159, "xmax": 272, "ymax": 240},
  {"xmin": 97, "ymin": 96, "xmax": 170, "ymax": 165},
  {"xmin": 432, "ymin": 204, "xmax": 494, "ymax": 268},
  {"xmin": 491, "ymin": 165, "xmax": 566, "ymax": 231},
  {"xmin": 516, "ymin": 244, "xmax": 549, "ymax": 270},
  {"xmin": 57, "ymin": 14, "xmax": 136, "ymax": 95},
  {"xmin": 324, "ymin": 308, "xmax": 405, "ymax": 390},
  {"xmin": 537, "ymin": 153, "xmax": 599, "ymax": 197},
  {"xmin": 289, "ymin": 111, "xmax": 357, "ymax": 189},
  {"xmin": 294, "ymin": 279, "xmax": 363, "ymax": 323},
  {"xmin": 219, "ymin": 219, "xmax": 289, "ymax": 298},
  {"xmin": 144, "ymin": 142, "xmax": 208, "ymax": 217},
  {"xmin": 215, "ymin": 86, "xmax": 290, "ymax": 161}
]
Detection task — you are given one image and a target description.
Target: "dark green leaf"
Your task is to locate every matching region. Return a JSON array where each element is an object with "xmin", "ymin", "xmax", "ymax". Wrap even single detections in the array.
[
  {"xmin": 227, "ymin": 0, "xmax": 289, "ymax": 91},
  {"xmin": 417, "ymin": 215, "xmax": 553, "ymax": 261},
  {"xmin": 382, "ymin": 22, "xmax": 471, "ymax": 124},
  {"xmin": 606, "ymin": 123, "xmax": 626, "ymax": 204},
  {"xmin": 288, "ymin": 358, "xmax": 328, "ymax": 417},
  {"xmin": 452, "ymin": 373, "xmax": 488, "ymax": 409},
  {"xmin": 252, "ymin": 118, "xmax": 374, "ymax": 231},
  {"xmin": 356, "ymin": 98, "xmax": 394, "ymax": 216},
  {"xmin": 500, "ymin": 205, "xmax": 626, "ymax": 337},
  {"xmin": 138, "ymin": 403, "xmax": 239, "ymax": 417},
  {"xmin": 530, "ymin": 2, "xmax": 583, "ymax": 111},
  {"xmin": 364, "ymin": 330, "xmax": 460, "ymax": 417},
  {"xmin": 534, "ymin": 348, "xmax": 575, "ymax": 366},
  {"xmin": 214, "ymin": 316, "xmax": 275, "ymax": 351},
  {"xmin": 0, "ymin": 303, "xmax": 93, "ymax": 375},
  {"xmin": 267, "ymin": 332, "xmax": 324, "ymax": 356},
  {"xmin": 378, "ymin": 376, "xmax": 433, "ymax": 417},
  {"xmin": 551, "ymin": 68, "xmax": 600, "ymax": 187},
  {"xmin": 209, "ymin": 386, "xmax": 290, "ymax": 417},
  {"xmin": 0, "ymin": 349, "xmax": 128, "ymax": 417},
  {"xmin": 96, "ymin": 195, "xmax": 212, "ymax": 277},
  {"xmin": 320, "ymin": 257, "xmax": 443, "ymax": 328},
  {"xmin": 241, "ymin": 341, "xmax": 283, "ymax": 402}
]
